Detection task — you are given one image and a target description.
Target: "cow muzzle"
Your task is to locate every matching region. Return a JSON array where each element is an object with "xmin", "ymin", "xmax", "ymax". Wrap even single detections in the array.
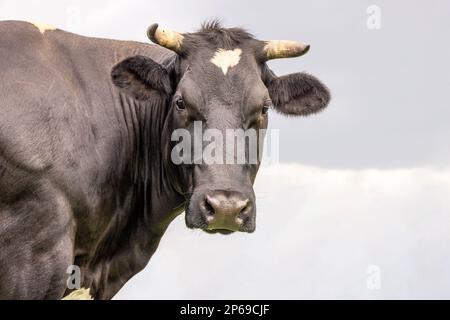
[{"xmin": 186, "ymin": 190, "xmax": 256, "ymax": 234}]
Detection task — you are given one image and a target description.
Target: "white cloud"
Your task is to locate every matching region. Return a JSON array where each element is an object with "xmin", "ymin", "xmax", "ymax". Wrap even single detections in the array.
[{"xmin": 115, "ymin": 164, "xmax": 450, "ymax": 299}]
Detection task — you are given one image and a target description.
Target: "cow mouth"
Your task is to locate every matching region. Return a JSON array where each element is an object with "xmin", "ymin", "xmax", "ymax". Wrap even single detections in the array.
[{"xmin": 203, "ymin": 228, "xmax": 236, "ymax": 235}]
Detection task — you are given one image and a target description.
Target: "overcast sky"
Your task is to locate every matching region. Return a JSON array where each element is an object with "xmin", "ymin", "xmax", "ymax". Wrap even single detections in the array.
[
  {"xmin": 117, "ymin": 165, "xmax": 450, "ymax": 299},
  {"xmin": 1, "ymin": 0, "xmax": 449, "ymax": 299}
]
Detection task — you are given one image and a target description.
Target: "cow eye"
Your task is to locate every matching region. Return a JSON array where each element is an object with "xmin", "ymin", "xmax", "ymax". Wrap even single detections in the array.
[
  {"xmin": 261, "ymin": 104, "xmax": 271, "ymax": 115},
  {"xmin": 175, "ymin": 98, "xmax": 186, "ymax": 110}
]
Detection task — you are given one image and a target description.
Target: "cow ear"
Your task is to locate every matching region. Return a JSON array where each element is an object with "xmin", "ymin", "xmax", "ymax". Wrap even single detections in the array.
[
  {"xmin": 266, "ymin": 72, "xmax": 330, "ymax": 116},
  {"xmin": 111, "ymin": 55, "xmax": 172, "ymax": 100}
]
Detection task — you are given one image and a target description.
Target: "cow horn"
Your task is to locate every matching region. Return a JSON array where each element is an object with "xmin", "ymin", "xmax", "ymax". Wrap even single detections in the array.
[
  {"xmin": 147, "ymin": 23, "xmax": 184, "ymax": 54},
  {"xmin": 263, "ymin": 40, "xmax": 310, "ymax": 60}
]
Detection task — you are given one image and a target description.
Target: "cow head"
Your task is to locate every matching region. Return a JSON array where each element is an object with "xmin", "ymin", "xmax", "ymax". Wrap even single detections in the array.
[{"xmin": 111, "ymin": 21, "xmax": 330, "ymax": 234}]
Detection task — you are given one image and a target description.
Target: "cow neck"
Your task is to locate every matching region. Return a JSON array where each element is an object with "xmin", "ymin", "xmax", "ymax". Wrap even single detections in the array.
[{"xmin": 118, "ymin": 90, "xmax": 182, "ymax": 232}]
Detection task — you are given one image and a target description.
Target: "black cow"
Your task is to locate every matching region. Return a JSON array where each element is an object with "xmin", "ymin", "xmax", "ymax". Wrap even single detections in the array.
[{"xmin": 0, "ymin": 20, "xmax": 330, "ymax": 299}]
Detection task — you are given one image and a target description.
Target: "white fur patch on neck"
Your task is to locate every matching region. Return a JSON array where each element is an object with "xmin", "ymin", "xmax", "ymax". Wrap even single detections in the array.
[
  {"xmin": 30, "ymin": 22, "xmax": 56, "ymax": 34},
  {"xmin": 210, "ymin": 48, "xmax": 242, "ymax": 75},
  {"xmin": 62, "ymin": 288, "xmax": 93, "ymax": 300}
]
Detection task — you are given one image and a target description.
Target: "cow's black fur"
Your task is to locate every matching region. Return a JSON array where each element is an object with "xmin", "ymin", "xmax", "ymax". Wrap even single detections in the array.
[
  {"xmin": 262, "ymin": 66, "xmax": 331, "ymax": 116},
  {"xmin": 185, "ymin": 20, "xmax": 255, "ymax": 51},
  {"xmin": 0, "ymin": 20, "xmax": 330, "ymax": 299},
  {"xmin": 111, "ymin": 55, "xmax": 173, "ymax": 100}
]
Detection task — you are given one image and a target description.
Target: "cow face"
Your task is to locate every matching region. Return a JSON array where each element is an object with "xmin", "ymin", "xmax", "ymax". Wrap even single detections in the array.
[{"xmin": 111, "ymin": 21, "xmax": 330, "ymax": 234}]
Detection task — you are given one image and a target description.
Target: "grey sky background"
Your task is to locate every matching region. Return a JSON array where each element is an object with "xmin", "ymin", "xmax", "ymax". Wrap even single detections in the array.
[{"xmin": 1, "ymin": 0, "xmax": 450, "ymax": 299}]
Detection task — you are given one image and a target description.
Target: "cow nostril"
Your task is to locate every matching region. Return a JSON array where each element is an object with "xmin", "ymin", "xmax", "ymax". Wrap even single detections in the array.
[
  {"xmin": 204, "ymin": 195, "xmax": 215, "ymax": 214},
  {"xmin": 238, "ymin": 199, "xmax": 250, "ymax": 215}
]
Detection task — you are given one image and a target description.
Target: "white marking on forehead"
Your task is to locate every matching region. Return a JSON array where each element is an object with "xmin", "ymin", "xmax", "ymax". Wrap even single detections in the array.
[
  {"xmin": 210, "ymin": 48, "xmax": 242, "ymax": 75},
  {"xmin": 30, "ymin": 22, "xmax": 56, "ymax": 34}
]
